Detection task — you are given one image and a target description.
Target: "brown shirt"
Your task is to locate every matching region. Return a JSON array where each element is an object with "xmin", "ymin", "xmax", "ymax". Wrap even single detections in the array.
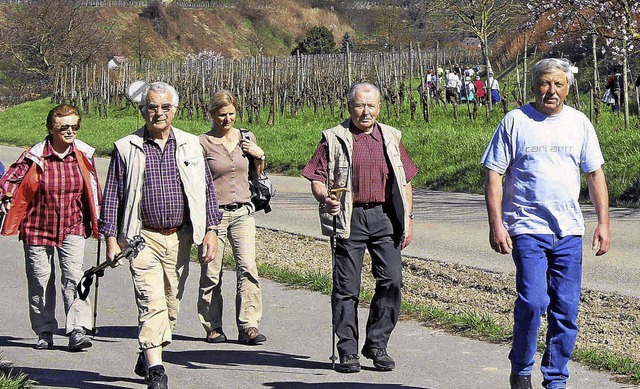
[{"xmin": 199, "ymin": 130, "xmax": 255, "ymax": 206}]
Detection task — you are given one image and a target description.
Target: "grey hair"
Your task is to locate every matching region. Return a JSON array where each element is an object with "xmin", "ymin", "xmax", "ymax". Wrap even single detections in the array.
[
  {"xmin": 347, "ymin": 82, "xmax": 381, "ymax": 108},
  {"xmin": 140, "ymin": 82, "xmax": 180, "ymax": 111},
  {"xmin": 531, "ymin": 58, "xmax": 574, "ymax": 87}
]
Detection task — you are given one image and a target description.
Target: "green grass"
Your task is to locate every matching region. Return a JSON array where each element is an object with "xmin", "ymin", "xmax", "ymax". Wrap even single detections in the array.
[
  {"xmin": 0, "ymin": 354, "xmax": 36, "ymax": 389},
  {"xmin": 4, "ymin": 97, "xmax": 639, "ymax": 204},
  {"xmin": 2, "ymin": 97, "xmax": 638, "ymax": 204}
]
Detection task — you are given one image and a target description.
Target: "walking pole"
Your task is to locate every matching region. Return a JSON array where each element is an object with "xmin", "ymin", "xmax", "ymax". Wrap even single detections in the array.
[
  {"xmin": 92, "ymin": 237, "xmax": 102, "ymax": 335},
  {"xmin": 328, "ymin": 188, "xmax": 348, "ymax": 369},
  {"xmin": 330, "ymin": 214, "xmax": 338, "ymax": 368}
]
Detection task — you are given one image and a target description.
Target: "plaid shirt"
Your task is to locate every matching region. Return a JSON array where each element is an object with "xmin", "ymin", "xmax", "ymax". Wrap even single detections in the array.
[
  {"xmin": 1, "ymin": 140, "xmax": 86, "ymax": 246},
  {"xmin": 302, "ymin": 122, "xmax": 418, "ymax": 204},
  {"xmin": 100, "ymin": 130, "xmax": 219, "ymax": 237}
]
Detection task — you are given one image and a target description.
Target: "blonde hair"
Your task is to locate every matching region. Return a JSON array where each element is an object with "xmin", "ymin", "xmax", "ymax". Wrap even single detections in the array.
[{"xmin": 208, "ymin": 90, "xmax": 239, "ymax": 117}]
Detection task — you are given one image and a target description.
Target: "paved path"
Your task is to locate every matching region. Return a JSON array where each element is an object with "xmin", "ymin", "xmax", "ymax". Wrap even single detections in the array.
[{"xmin": 0, "ymin": 145, "xmax": 636, "ymax": 388}]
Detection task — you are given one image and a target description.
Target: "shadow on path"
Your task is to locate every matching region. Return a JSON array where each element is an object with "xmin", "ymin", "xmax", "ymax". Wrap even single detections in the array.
[
  {"xmin": 17, "ymin": 366, "xmax": 140, "ymax": 389},
  {"xmin": 165, "ymin": 349, "xmax": 328, "ymax": 372},
  {"xmin": 262, "ymin": 382, "xmax": 431, "ymax": 389}
]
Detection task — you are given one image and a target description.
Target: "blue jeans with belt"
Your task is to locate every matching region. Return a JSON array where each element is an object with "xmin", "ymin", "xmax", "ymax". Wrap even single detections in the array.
[{"xmin": 509, "ymin": 234, "xmax": 583, "ymax": 389}]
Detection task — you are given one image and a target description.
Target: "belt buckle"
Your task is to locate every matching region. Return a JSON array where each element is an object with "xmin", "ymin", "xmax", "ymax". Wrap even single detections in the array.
[{"xmin": 223, "ymin": 203, "xmax": 243, "ymax": 211}]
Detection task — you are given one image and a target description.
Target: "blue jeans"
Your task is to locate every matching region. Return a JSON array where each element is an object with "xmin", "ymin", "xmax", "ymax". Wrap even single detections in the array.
[{"xmin": 509, "ymin": 234, "xmax": 583, "ymax": 389}]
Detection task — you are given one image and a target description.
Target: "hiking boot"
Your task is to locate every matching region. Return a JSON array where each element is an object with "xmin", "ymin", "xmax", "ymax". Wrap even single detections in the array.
[
  {"xmin": 510, "ymin": 373, "xmax": 533, "ymax": 389},
  {"xmin": 35, "ymin": 331, "xmax": 53, "ymax": 350},
  {"xmin": 147, "ymin": 365, "xmax": 168, "ymax": 389},
  {"xmin": 238, "ymin": 327, "xmax": 267, "ymax": 345},
  {"xmin": 206, "ymin": 328, "xmax": 227, "ymax": 343},
  {"xmin": 361, "ymin": 346, "xmax": 395, "ymax": 371},
  {"xmin": 134, "ymin": 352, "xmax": 148, "ymax": 379},
  {"xmin": 335, "ymin": 354, "xmax": 360, "ymax": 373},
  {"xmin": 68, "ymin": 328, "xmax": 92, "ymax": 352}
]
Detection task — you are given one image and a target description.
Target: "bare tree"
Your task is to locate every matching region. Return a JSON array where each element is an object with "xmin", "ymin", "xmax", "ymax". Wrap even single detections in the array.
[
  {"xmin": 528, "ymin": 0, "xmax": 640, "ymax": 129},
  {"xmin": 120, "ymin": 18, "xmax": 157, "ymax": 68},
  {"xmin": 433, "ymin": 0, "xmax": 526, "ymax": 74},
  {"xmin": 0, "ymin": 0, "xmax": 112, "ymax": 85},
  {"xmin": 372, "ymin": 3, "xmax": 414, "ymax": 51}
]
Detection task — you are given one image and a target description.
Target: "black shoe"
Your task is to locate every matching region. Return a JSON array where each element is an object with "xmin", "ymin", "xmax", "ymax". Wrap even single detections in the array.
[
  {"xmin": 134, "ymin": 352, "xmax": 148, "ymax": 379},
  {"xmin": 335, "ymin": 354, "xmax": 360, "ymax": 373},
  {"xmin": 238, "ymin": 327, "xmax": 267, "ymax": 345},
  {"xmin": 510, "ymin": 373, "xmax": 533, "ymax": 389},
  {"xmin": 361, "ymin": 346, "xmax": 395, "ymax": 371},
  {"xmin": 68, "ymin": 328, "xmax": 92, "ymax": 352},
  {"xmin": 206, "ymin": 328, "xmax": 227, "ymax": 343},
  {"xmin": 147, "ymin": 365, "xmax": 168, "ymax": 389}
]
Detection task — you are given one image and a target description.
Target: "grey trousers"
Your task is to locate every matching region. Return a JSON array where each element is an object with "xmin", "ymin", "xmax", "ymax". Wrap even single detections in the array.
[
  {"xmin": 23, "ymin": 234, "xmax": 92, "ymax": 335},
  {"xmin": 333, "ymin": 204, "xmax": 403, "ymax": 357}
]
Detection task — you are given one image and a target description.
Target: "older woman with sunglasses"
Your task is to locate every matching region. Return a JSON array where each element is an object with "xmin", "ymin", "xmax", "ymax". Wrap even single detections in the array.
[{"xmin": 0, "ymin": 104, "xmax": 101, "ymax": 352}]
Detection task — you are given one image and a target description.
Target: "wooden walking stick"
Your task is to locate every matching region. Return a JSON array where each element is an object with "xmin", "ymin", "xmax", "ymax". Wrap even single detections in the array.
[{"xmin": 330, "ymin": 214, "xmax": 338, "ymax": 368}]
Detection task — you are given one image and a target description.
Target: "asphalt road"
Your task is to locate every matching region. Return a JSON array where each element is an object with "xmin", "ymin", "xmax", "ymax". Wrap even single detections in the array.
[{"xmin": 0, "ymin": 144, "xmax": 636, "ymax": 389}]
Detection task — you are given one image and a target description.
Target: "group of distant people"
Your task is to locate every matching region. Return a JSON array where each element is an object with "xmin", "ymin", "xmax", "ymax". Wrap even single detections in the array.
[
  {"xmin": 425, "ymin": 65, "xmax": 501, "ymax": 107},
  {"xmin": 0, "ymin": 57, "xmax": 612, "ymax": 389},
  {"xmin": 602, "ymin": 69, "xmax": 640, "ymax": 113}
]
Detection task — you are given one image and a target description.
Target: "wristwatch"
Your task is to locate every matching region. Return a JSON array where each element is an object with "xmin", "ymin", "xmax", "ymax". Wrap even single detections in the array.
[
  {"xmin": 408, "ymin": 212, "xmax": 414, "ymax": 220},
  {"xmin": 257, "ymin": 154, "xmax": 266, "ymax": 161}
]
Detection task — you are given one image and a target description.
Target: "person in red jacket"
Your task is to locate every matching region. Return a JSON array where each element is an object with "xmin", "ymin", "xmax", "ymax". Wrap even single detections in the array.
[
  {"xmin": 0, "ymin": 104, "xmax": 101, "ymax": 352},
  {"xmin": 473, "ymin": 76, "xmax": 486, "ymax": 105}
]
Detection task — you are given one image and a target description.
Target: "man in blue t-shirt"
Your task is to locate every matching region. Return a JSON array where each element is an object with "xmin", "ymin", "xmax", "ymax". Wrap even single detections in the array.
[{"xmin": 481, "ymin": 58, "xmax": 611, "ymax": 389}]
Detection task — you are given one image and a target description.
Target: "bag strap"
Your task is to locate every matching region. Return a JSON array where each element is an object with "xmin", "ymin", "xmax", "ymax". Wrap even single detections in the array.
[{"xmin": 240, "ymin": 129, "xmax": 258, "ymax": 180}]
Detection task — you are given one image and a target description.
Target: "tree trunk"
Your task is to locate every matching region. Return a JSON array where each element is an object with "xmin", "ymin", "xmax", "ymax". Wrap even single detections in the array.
[
  {"xmin": 623, "ymin": 49, "xmax": 629, "ymax": 130},
  {"xmin": 592, "ymin": 35, "xmax": 599, "ymax": 94},
  {"xmin": 523, "ymin": 32, "xmax": 528, "ymax": 103},
  {"xmin": 481, "ymin": 35, "xmax": 493, "ymax": 115}
]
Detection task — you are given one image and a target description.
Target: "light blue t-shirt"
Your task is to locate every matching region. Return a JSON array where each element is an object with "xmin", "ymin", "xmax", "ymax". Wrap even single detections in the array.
[{"xmin": 480, "ymin": 103, "xmax": 604, "ymax": 237}]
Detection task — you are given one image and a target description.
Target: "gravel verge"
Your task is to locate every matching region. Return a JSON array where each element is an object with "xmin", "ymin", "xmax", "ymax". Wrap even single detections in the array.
[{"xmin": 255, "ymin": 227, "xmax": 640, "ymax": 381}]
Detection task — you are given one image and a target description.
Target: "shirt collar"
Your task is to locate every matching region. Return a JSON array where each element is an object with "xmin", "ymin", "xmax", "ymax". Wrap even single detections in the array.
[
  {"xmin": 143, "ymin": 128, "xmax": 175, "ymax": 143},
  {"xmin": 349, "ymin": 121, "xmax": 381, "ymax": 142},
  {"xmin": 43, "ymin": 137, "xmax": 76, "ymax": 159}
]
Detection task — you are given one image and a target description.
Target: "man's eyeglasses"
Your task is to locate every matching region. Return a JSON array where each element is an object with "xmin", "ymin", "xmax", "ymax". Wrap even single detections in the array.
[
  {"xmin": 147, "ymin": 104, "xmax": 176, "ymax": 113},
  {"xmin": 54, "ymin": 124, "xmax": 79, "ymax": 132}
]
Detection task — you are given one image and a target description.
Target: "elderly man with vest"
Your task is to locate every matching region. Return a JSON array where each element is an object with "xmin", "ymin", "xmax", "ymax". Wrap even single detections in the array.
[
  {"xmin": 0, "ymin": 104, "xmax": 100, "ymax": 352},
  {"xmin": 302, "ymin": 82, "xmax": 418, "ymax": 374},
  {"xmin": 100, "ymin": 82, "xmax": 221, "ymax": 389}
]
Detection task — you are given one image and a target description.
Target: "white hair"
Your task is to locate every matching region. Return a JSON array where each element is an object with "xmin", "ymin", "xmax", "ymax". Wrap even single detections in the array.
[
  {"xmin": 347, "ymin": 82, "xmax": 381, "ymax": 108},
  {"xmin": 532, "ymin": 58, "xmax": 574, "ymax": 86},
  {"xmin": 140, "ymin": 82, "xmax": 179, "ymax": 112}
]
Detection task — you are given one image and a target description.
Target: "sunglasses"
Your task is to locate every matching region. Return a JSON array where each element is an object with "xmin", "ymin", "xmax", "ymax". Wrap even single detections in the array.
[{"xmin": 54, "ymin": 124, "xmax": 79, "ymax": 132}]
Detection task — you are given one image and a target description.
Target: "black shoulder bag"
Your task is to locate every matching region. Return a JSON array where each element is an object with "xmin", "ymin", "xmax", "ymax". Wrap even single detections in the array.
[{"xmin": 240, "ymin": 129, "xmax": 275, "ymax": 213}]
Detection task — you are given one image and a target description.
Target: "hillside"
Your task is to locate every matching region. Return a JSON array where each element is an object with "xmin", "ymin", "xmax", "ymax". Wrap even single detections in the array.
[{"xmin": 98, "ymin": 1, "xmax": 352, "ymax": 59}]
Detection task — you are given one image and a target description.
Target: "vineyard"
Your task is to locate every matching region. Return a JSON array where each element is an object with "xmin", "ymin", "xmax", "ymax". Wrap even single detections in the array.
[{"xmin": 52, "ymin": 48, "xmax": 483, "ymax": 124}]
